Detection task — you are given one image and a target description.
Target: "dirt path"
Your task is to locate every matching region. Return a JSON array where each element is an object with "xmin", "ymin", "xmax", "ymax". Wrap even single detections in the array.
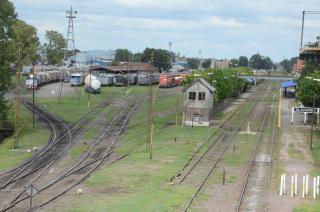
[{"xmin": 269, "ymin": 97, "xmax": 314, "ymax": 211}]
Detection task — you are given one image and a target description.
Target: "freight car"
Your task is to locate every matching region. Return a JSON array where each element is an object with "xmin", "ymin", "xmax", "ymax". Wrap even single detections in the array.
[
  {"xmin": 25, "ymin": 70, "xmax": 67, "ymax": 89},
  {"xmin": 70, "ymin": 73, "xmax": 85, "ymax": 86},
  {"xmin": 137, "ymin": 73, "xmax": 160, "ymax": 85},
  {"xmin": 99, "ymin": 73, "xmax": 114, "ymax": 86},
  {"xmin": 85, "ymin": 74, "xmax": 101, "ymax": 94},
  {"xmin": 114, "ymin": 75, "xmax": 130, "ymax": 86}
]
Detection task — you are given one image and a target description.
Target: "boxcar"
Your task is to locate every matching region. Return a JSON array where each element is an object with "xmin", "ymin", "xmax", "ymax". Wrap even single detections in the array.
[
  {"xmin": 138, "ymin": 73, "xmax": 160, "ymax": 85},
  {"xmin": 99, "ymin": 73, "xmax": 114, "ymax": 86}
]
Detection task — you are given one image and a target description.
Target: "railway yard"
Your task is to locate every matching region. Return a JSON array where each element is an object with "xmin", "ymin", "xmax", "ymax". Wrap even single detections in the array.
[{"xmin": 0, "ymin": 77, "xmax": 317, "ymax": 212}]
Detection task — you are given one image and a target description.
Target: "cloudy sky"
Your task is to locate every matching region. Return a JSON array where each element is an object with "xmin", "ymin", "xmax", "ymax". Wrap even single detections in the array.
[{"xmin": 11, "ymin": 0, "xmax": 320, "ymax": 62}]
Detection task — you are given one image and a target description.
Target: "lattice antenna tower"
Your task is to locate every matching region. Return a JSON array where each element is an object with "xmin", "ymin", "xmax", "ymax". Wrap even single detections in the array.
[{"xmin": 58, "ymin": 7, "xmax": 77, "ymax": 103}]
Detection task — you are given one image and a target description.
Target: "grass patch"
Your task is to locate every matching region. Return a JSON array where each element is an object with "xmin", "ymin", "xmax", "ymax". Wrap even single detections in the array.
[
  {"xmin": 222, "ymin": 134, "xmax": 256, "ymax": 167},
  {"xmin": 70, "ymin": 144, "xmax": 88, "ymax": 160},
  {"xmin": 84, "ymin": 128, "xmax": 100, "ymax": 139},
  {"xmin": 0, "ymin": 103, "xmax": 50, "ymax": 171},
  {"xmin": 288, "ymin": 143, "xmax": 305, "ymax": 160},
  {"xmin": 55, "ymin": 87, "xmax": 219, "ymax": 211}
]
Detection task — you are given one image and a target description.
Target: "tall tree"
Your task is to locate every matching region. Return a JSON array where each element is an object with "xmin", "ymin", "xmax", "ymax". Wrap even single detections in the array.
[
  {"xmin": 44, "ymin": 30, "xmax": 66, "ymax": 65},
  {"xmin": 297, "ymin": 70, "xmax": 320, "ymax": 107},
  {"xmin": 238, "ymin": 56, "xmax": 248, "ymax": 67},
  {"xmin": 12, "ymin": 19, "xmax": 40, "ymax": 65},
  {"xmin": 300, "ymin": 61, "xmax": 320, "ymax": 78},
  {"xmin": 187, "ymin": 58, "xmax": 200, "ymax": 69},
  {"xmin": 230, "ymin": 58, "xmax": 239, "ymax": 67},
  {"xmin": 141, "ymin": 48, "xmax": 171, "ymax": 72},
  {"xmin": 115, "ymin": 48, "xmax": 132, "ymax": 62},
  {"xmin": 249, "ymin": 54, "xmax": 263, "ymax": 69},
  {"xmin": 0, "ymin": 0, "xmax": 16, "ymax": 127},
  {"xmin": 201, "ymin": 59, "xmax": 211, "ymax": 69}
]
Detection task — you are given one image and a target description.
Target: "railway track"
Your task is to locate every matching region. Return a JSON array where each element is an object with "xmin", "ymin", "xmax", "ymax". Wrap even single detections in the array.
[
  {"xmin": 179, "ymin": 81, "xmax": 276, "ymax": 211},
  {"xmin": 235, "ymin": 85, "xmax": 279, "ymax": 212},
  {"xmin": 0, "ymin": 98, "xmax": 111, "ymax": 209},
  {"xmin": 1, "ymin": 98, "xmax": 139, "ymax": 211}
]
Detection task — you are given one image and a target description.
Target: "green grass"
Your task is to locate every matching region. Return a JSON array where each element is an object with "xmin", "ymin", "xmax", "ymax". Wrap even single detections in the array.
[
  {"xmin": 50, "ymin": 87, "xmax": 219, "ymax": 211},
  {"xmin": 288, "ymin": 143, "xmax": 305, "ymax": 160},
  {"xmin": 70, "ymin": 144, "xmax": 88, "ymax": 160},
  {"xmin": 222, "ymin": 134, "xmax": 256, "ymax": 167},
  {"xmin": 84, "ymin": 127, "xmax": 100, "ymax": 139},
  {"xmin": 0, "ymin": 103, "xmax": 50, "ymax": 171},
  {"xmin": 34, "ymin": 86, "xmax": 139, "ymax": 124}
]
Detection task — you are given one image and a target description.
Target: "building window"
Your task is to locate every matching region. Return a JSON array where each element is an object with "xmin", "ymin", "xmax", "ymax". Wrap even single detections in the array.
[
  {"xmin": 198, "ymin": 92, "xmax": 206, "ymax": 100},
  {"xmin": 189, "ymin": 92, "xmax": 196, "ymax": 100}
]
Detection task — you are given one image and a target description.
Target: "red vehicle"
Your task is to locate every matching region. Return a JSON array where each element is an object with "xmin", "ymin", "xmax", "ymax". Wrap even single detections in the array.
[{"xmin": 159, "ymin": 73, "xmax": 190, "ymax": 88}]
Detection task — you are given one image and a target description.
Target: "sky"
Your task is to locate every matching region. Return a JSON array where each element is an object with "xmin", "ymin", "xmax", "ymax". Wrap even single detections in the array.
[{"xmin": 10, "ymin": 0, "xmax": 320, "ymax": 62}]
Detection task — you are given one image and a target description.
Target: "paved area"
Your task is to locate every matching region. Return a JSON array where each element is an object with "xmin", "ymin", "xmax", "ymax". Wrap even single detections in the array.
[{"xmin": 269, "ymin": 97, "xmax": 314, "ymax": 211}]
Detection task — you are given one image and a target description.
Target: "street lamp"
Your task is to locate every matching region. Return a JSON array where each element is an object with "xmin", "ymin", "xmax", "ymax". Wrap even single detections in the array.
[{"xmin": 29, "ymin": 72, "xmax": 35, "ymax": 128}]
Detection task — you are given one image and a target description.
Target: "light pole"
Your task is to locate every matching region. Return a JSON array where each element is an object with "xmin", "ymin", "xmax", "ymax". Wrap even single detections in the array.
[{"xmin": 29, "ymin": 71, "xmax": 35, "ymax": 128}]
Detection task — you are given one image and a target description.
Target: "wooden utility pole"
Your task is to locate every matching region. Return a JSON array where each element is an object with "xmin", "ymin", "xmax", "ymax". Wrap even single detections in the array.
[
  {"xmin": 174, "ymin": 95, "xmax": 179, "ymax": 142},
  {"xmin": 87, "ymin": 58, "xmax": 92, "ymax": 108},
  {"xmin": 14, "ymin": 47, "xmax": 22, "ymax": 148},
  {"xmin": 311, "ymin": 94, "xmax": 316, "ymax": 150},
  {"xmin": 147, "ymin": 52, "xmax": 154, "ymax": 159},
  {"xmin": 32, "ymin": 67, "xmax": 35, "ymax": 128}
]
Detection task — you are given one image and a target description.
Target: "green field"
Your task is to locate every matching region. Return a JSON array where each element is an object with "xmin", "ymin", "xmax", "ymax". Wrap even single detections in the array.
[
  {"xmin": 0, "ymin": 103, "xmax": 50, "ymax": 171},
  {"xmin": 42, "ymin": 85, "xmax": 218, "ymax": 211}
]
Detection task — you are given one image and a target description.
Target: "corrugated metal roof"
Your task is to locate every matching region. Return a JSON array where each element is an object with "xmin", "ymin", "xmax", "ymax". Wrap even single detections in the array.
[{"xmin": 281, "ymin": 81, "xmax": 297, "ymax": 88}]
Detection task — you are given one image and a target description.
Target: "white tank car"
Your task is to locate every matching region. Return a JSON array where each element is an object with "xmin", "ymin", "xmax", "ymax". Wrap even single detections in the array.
[{"xmin": 85, "ymin": 74, "xmax": 101, "ymax": 94}]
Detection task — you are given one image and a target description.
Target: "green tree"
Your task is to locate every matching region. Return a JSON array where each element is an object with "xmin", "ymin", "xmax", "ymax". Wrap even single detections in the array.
[
  {"xmin": 249, "ymin": 54, "xmax": 263, "ymax": 69},
  {"xmin": 115, "ymin": 48, "xmax": 132, "ymax": 62},
  {"xmin": 141, "ymin": 48, "xmax": 171, "ymax": 72},
  {"xmin": 201, "ymin": 59, "xmax": 211, "ymax": 69},
  {"xmin": 0, "ymin": 0, "xmax": 16, "ymax": 127},
  {"xmin": 300, "ymin": 61, "xmax": 320, "ymax": 78},
  {"xmin": 44, "ymin": 30, "xmax": 66, "ymax": 65},
  {"xmin": 187, "ymin": 58, "xmax": 200, "ymax": 69},
  {"xmin": 297, "ymin": 70, "xmax": 320, "ymax": 107},
  {"xmin": 238, "ymin": 56, "xmax": 248, "ymax": 67},
  {"xmin": 12, "ymin": 19, "xmax": 40, "ymax": 65},
  {"xmin": 249, "ymin": 54, "xmax": 273, "ymax": 69},
  {"xmin": 230, "ymin": 58, "xmax": 239, "ymax": 67}
]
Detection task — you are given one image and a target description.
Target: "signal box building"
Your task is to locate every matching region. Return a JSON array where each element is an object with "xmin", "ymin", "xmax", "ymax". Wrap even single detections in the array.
[{"xmin": 183, "ymin": 78, "xmax": 216, "ymax": 126}]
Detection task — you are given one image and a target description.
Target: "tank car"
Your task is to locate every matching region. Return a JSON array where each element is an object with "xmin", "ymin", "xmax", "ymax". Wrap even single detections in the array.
[{"xmin": 85, "ymin": 74, "xmax": 101, "ymax": 94}]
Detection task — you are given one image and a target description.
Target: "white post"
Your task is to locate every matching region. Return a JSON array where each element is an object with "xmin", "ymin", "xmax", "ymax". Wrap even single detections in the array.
[
  {"xmin": 304, "ymin": 113, "xmax": 307, "ymax": 125},
  {"xmin": 303, "ymin": 176, "xmax": 305, "ymax": 198},
  {"xmin": 306, "ymin": 174, "xmax": 309, "ymax": 195},
  {"xmin": 317, "ymin": 176, "xmax": 320, "ymax": 196},
  {"xmin": 291, "ymin": 176, "xmax": 294, "ymax": 197},
  {"xmin": 284, "ymin": 173, "xmax": 286, "ymax": 194},
  {"xmin": 314, "ymin": 177, "xmax": 317, "ymax": 199},
  {"xmin": 280, "ymin": 174, "xmax": 283, "ymax": 196},
  {"xmin": 295, "ymin": 174, "xmax": 298, "ymax": 195},
  {"xmin": 291, "ymin": 108, "xmax": 294, "ymax": 125}
]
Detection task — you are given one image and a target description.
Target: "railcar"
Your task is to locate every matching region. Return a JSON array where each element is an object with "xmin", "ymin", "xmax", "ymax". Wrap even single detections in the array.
[
  {"xmin": 70, "ymin": 73, "xmax": 85, "ymax": 86},
  {"xmin": 99, "ymin": 73, "xmax": 114, "ymax": 86},
  {"xmin": 137, "ymin": 73, "xmax": 160, "ymax": 85},
  {"xmin": 85, "ymin": 74, "xmax": 101, "ymax": 94},
  {"xmin": 25, "ymin": 70, "xmax": 66, "ymax": 89},
  {"xmin": 114, "ymin": 75, "xmax": 128, "ymax": 86}
]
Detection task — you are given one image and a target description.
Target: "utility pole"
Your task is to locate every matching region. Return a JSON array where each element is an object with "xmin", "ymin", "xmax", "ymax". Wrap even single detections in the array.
[
  {"xmin": 174, "ymin": 95, "xmax": 179, "ymax": 142},
  {"xmin": 88, "ymin": 58, "xmax": 92, "ymax": 108},
  {"xmin": 147, "ymin": 52, "xmax": 154, "ymax": 159},
  {"xmin": 311, "ymin": 94, "xmax": 316, "ymax": 150},
  {"xmin": 32, "ymin": 66, "xmax": 35, "ymax": 128},
  {"xmin": 300, "ymin": 11, "xmax": 305, "ymax": 47},
  {"xmin": 59, "ymin": 6, "xmax": 77, "ymax": 103},
  {"xmin": 14, "ymin": 47, "xmax": 21, "ymax": 148}
]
